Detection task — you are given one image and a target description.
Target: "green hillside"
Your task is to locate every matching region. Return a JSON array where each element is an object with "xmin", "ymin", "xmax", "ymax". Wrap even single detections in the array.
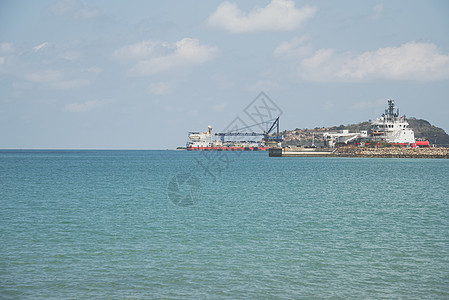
[{"xmin": 407, "ymin": 118, "xmax": 449, "ymax": 146}]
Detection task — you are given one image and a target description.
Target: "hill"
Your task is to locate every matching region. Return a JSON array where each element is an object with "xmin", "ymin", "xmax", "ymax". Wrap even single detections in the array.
[
  {"xmin": 283, "ymin": 118, "xmax": 449, "ymax": 147},
  {"xmin": 407, "ymin": 118, "xmax": 449, "ymax": 146}
]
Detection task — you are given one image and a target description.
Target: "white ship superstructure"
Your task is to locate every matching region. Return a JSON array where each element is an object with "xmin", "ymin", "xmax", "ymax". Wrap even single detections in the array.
[
  {"xmin": 370, "ymin": 100, "xmax": 415, "ymax": 144},
  {"xmin": 187, "ymin": 125, "xmax": 217, "ymax": 148}
]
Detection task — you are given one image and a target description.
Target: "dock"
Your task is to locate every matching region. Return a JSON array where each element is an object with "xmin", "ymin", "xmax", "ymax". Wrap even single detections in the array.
[
  {"xmin": 269, "ymin": 147, "xmax": 333, "ymax": 157},
  {"xmin": 269, "ymin": 147, "xmax": 449, "ymax": 159}
]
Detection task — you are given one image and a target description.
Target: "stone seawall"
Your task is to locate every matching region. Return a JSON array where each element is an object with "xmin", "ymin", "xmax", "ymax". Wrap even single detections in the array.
[{"xmin": 332, "ymin": 147, "xmax": 449, "ymax": 159}]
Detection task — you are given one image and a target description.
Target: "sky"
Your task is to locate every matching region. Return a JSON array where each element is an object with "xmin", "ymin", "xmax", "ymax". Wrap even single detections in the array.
[{"xmin": 1, "ymin": 0, "xmax": 448, "ymax": 149}]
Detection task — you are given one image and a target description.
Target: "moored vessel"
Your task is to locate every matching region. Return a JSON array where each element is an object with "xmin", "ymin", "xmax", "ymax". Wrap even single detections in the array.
[
  {"xmin": 186, "ymin": 118, "xmax": 283, "ymax": 151},
  {"xmin": 324, "ymin": 100, "xmax": 430, "ymax": 148}
]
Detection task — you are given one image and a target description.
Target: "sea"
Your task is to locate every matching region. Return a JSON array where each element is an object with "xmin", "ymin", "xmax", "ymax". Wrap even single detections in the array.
[{"xmin": 1, "ymin": 150, "xmax": 448, "ymax": 299}]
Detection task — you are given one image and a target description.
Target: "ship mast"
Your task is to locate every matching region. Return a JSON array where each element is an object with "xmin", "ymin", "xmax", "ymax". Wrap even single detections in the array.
[{"xmin": 384, "ymin": 99, "xmax": 400, "ymax": 121}]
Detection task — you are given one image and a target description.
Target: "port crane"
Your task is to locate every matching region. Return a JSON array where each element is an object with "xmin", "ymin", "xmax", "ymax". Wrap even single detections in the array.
[{"xmin": 215, "ymin": 117, "xmax": 283, "ymax": 144}]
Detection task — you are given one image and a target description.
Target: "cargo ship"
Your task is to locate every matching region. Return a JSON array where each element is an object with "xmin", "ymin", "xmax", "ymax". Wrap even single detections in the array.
[{"xmin": 186, "ymin": 118, "xmax": 283, "ymax": 151}]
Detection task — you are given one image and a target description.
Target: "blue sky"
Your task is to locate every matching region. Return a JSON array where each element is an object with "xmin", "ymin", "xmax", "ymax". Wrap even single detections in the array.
[{"xmin": 1, "ymin": 0, "xmax": 448, "ymax": 149}]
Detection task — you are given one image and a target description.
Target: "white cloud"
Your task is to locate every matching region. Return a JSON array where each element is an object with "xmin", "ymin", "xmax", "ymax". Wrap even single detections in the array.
[
  {"xmin": 0, "ymin": 57, "xmax": 4, "ymax": 65},
  {"xmin": 147, "ymin": 82, "xmax": 173, "ymax": 95},
  {"xmin": 339, "ymin": 42, "xmax": 449, "ymax": 81},
  {"xmin": 113, "ymin": 41, "xmax": 160, "ymax": 61},
  {"xmin": 64, "ymin": 100, "xmax": 105, "ymax": 112},
  {"xmin": 273, "ymin": 35, "xmax": 312, "ymax": 59},
  {"xmin": 297, "ymin": 42, "xmax": 449, "ymax": 82},
  {"xmin": 33, "ymin": 42, "xmax": 49, "ymax": 52},
  {"xmin": 25, "ymin": 70, "xmax": 63, "ymax": 83},
  {"xmin": 48, "ymin": 0, "xmax": 99, "ymax": 19},
  {"xmin": 116, "ymin": 38, "xmax": 217, "ymax": 76},
  {"xmin": 206, "ymin": 0, "xmax": 317, "ymax": 33},
  {"xmin": 301, "ymin": 49, "xmax": 334, "ymax": 70},
  {"xmin": 0, "ymin": 42, "xmax": 14, "ymax": 54}
]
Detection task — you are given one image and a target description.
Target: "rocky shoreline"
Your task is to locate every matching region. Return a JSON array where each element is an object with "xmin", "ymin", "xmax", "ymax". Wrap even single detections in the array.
[{"xmin": 332, "ymin": 146, "xmax": 449, "ymax": 159}]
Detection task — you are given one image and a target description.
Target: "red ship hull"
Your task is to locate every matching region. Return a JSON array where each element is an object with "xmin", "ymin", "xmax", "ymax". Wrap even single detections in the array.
[{"xmin": 186, "ymin": 146, "xmax": 270, "ymax": 151}]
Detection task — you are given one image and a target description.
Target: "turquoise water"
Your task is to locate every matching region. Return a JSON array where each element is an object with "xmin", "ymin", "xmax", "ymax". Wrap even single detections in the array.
[{"xmin": 1, "ymin": 150, "xmax": 448, "ymax": 299}]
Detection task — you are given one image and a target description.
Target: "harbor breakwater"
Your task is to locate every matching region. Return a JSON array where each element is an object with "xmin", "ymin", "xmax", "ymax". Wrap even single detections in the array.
[
  {"xmin": 333, "ymin": 146, "xmax": 449, "ymax": 158},
  {"xmin": 270, "ymin": 147, "xmax": 449, "ymax": 159}
]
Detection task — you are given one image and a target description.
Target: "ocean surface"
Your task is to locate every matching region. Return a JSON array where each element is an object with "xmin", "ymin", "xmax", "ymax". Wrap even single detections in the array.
[{"xmin": 1, "ymin": 150, "xmax": 448, "ymax": 299}]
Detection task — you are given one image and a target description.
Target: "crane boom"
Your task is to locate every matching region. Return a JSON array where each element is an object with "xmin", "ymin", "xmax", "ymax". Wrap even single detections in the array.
[{"xmin": 215, "ymin": 117, "xmax": 282, "ymax": 143}]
